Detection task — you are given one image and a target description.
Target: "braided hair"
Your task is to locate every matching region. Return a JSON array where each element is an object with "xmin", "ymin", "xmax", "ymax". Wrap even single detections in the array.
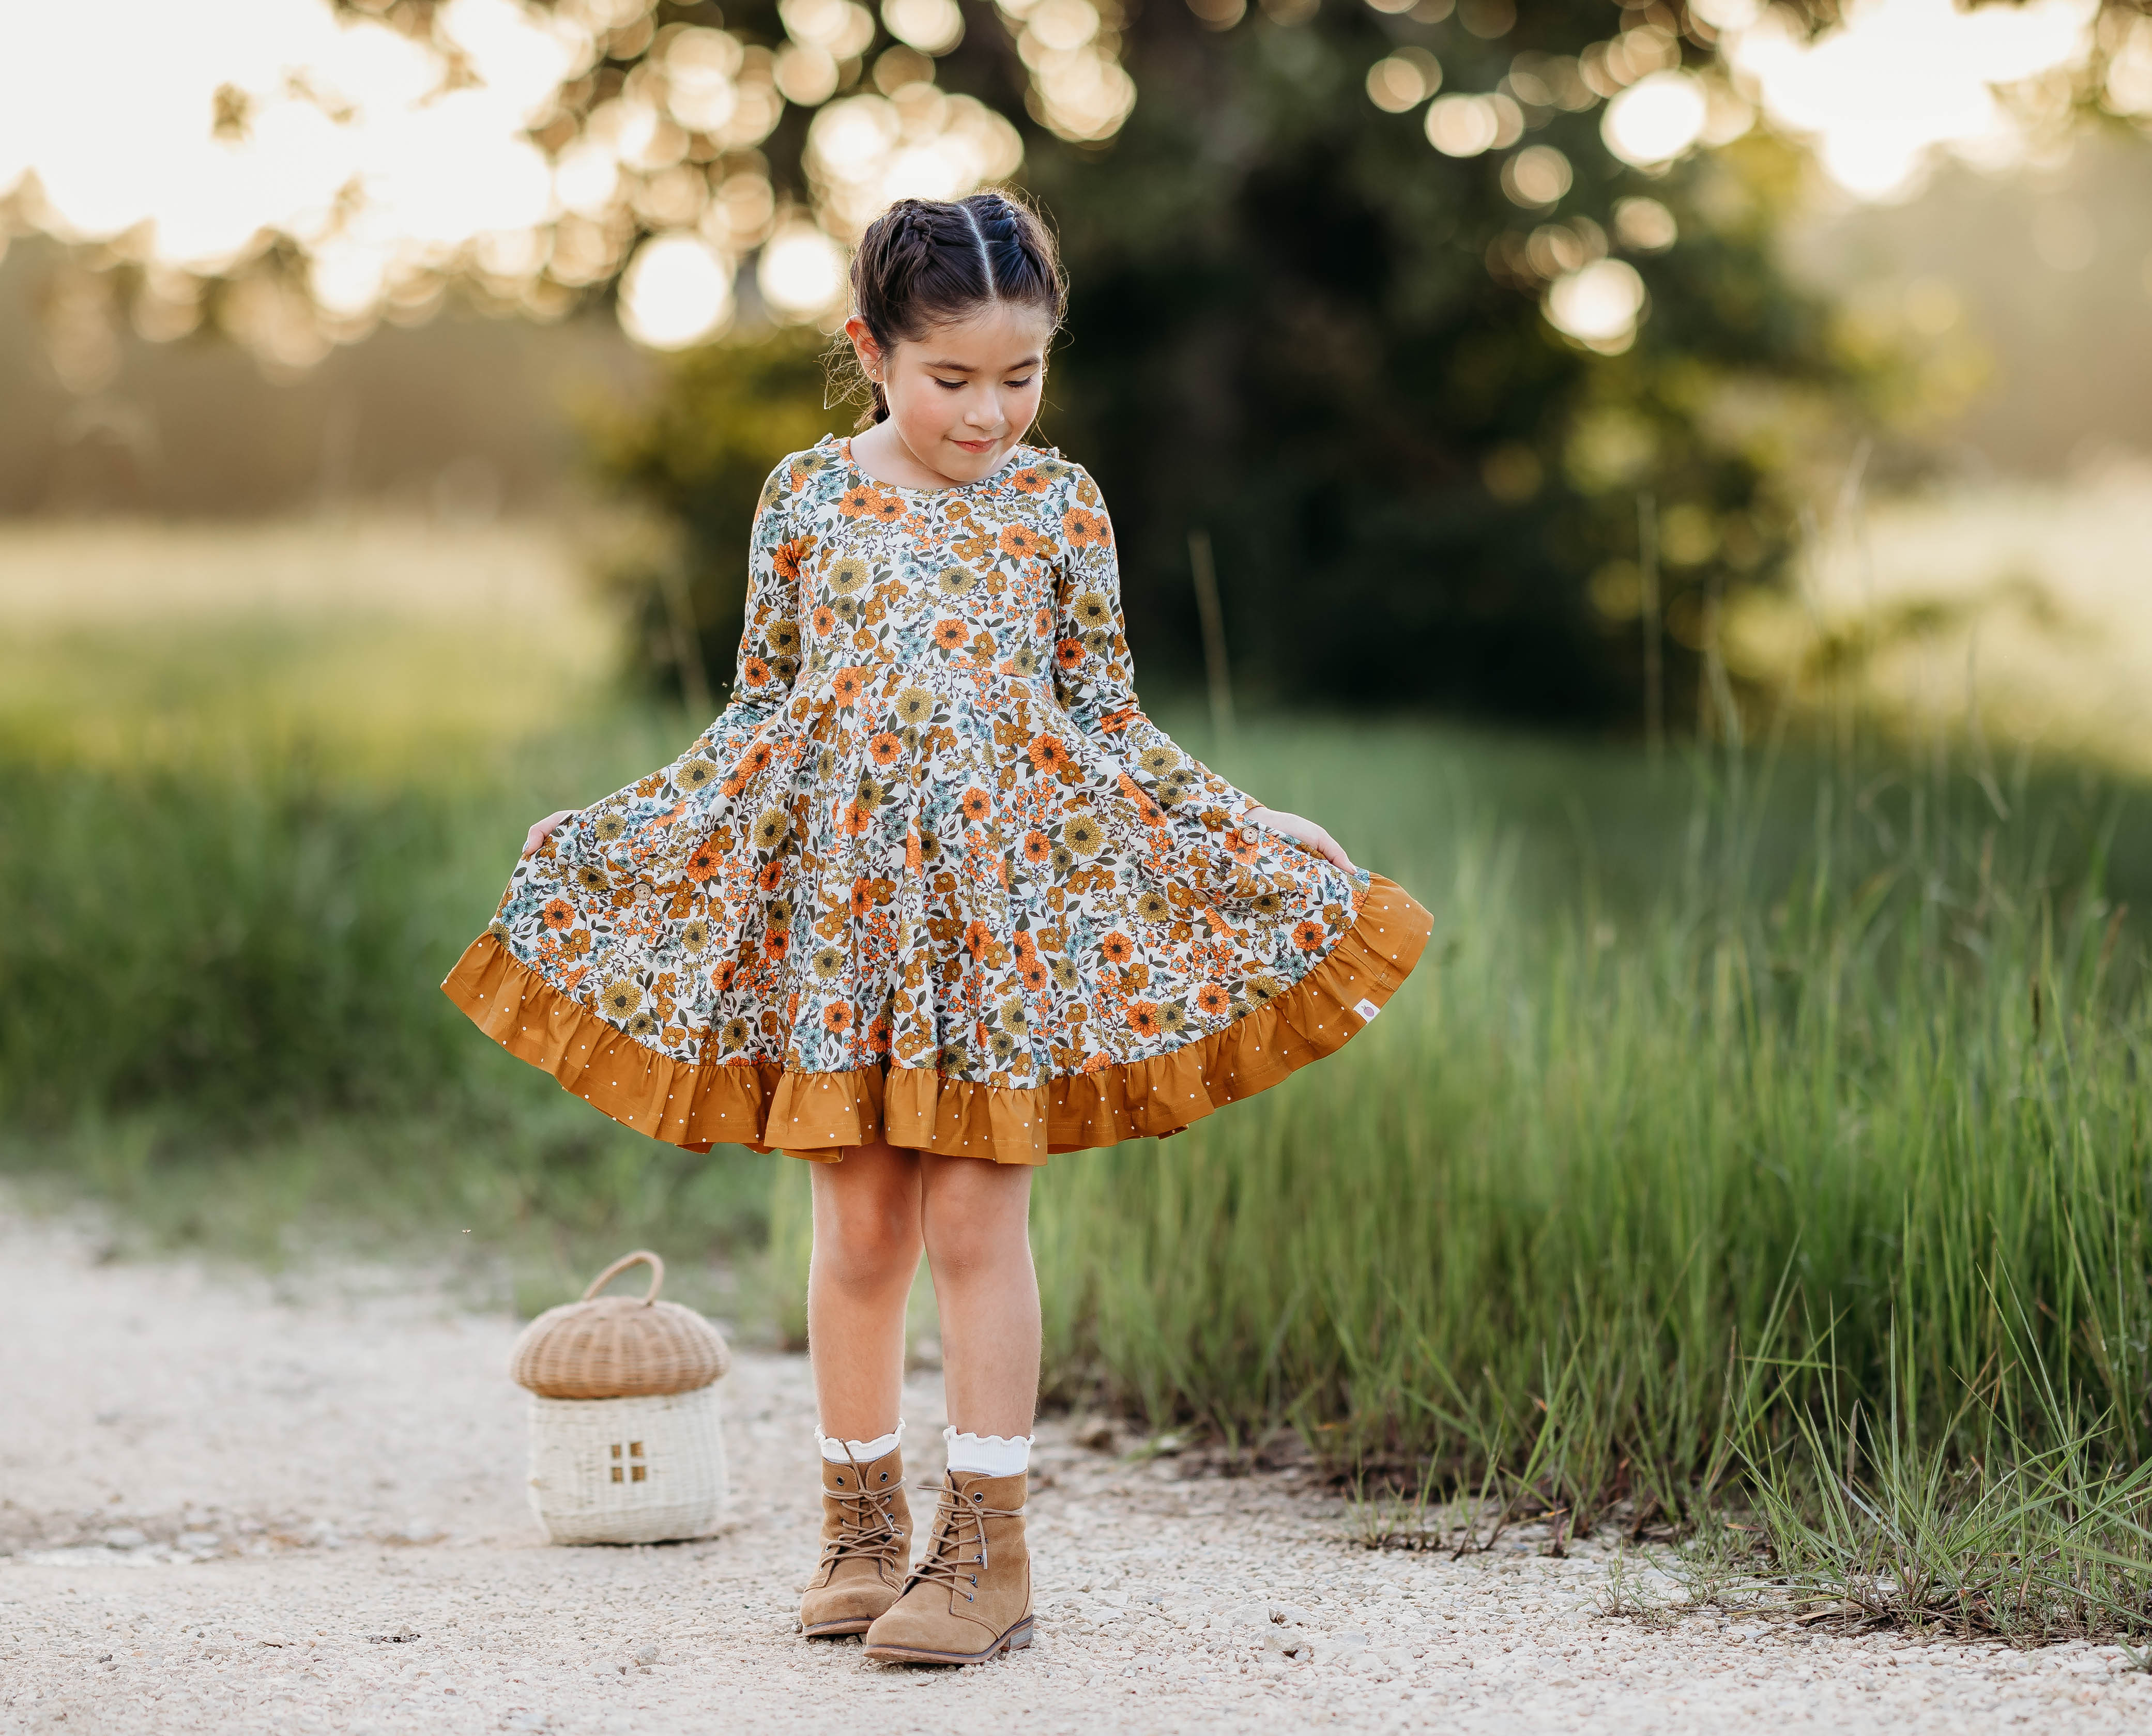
[{"xmin": 839, "ymin": 191, "xmax": 1066, "ymax": 428}]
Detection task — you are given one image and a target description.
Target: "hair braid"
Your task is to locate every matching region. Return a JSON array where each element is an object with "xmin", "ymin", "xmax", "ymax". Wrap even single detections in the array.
[{"xmin": 835, "ymin": 190, "xmax": 1066, "ymax": 427}]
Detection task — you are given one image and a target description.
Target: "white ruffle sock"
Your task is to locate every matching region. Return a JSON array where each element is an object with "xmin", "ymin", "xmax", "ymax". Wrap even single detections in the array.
[
  {"xmin": 817, "ymin": 1419, "xmax": 905, "ymax": 1463},
  {"xmin": 943, "ymin": 1423, "xmax": 1032, "ymax": 1478}
]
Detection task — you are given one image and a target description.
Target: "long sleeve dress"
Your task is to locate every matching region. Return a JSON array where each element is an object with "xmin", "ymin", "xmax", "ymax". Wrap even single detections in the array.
[{"xmin": 443, "ymin": 433, "xmax": 1430, "ymax": 1162}]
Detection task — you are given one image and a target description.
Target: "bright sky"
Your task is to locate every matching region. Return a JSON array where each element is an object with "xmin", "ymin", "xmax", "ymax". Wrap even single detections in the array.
[{"xmin": 0, "ymin": 0, "xmax": 2136, "ymax": 359}]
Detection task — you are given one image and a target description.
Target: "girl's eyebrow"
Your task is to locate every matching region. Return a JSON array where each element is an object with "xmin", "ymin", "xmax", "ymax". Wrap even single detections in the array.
[{"xmin": 925, "ymin": 354, "xmax": 1043, "ymax": 372}]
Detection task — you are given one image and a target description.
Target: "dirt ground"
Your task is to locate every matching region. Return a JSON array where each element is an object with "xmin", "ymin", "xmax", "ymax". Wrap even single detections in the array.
[{"xmin": 4, "ymin": 1210, "xmax": 2148, "ymax": 1735}]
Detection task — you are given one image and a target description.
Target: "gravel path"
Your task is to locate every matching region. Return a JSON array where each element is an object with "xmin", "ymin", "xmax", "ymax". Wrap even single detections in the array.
[{"xmin": 4, "ymin": 1212, "xmax": 2148, "ymax": 1734}]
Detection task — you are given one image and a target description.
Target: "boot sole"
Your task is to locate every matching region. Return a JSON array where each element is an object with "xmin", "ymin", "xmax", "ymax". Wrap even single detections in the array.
[
  {"xmin": 863, "ymin": 1615, "xmax": 1034, "ymax": 1665},
  {"xmin": 801, "ymin": 1618, "xmax": 878, "ymax": 1638}
]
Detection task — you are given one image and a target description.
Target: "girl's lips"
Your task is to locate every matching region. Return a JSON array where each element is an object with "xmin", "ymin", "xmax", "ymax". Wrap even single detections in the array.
[{"xmin": 953, "ymin": 438, "xmax": 997, "ymax": 453}]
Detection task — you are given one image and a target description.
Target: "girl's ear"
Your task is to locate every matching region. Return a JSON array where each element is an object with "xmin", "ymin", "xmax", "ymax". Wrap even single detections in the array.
[{"xmin": 843, "ymin": 315, "xmax": 883, "ymax": 385}]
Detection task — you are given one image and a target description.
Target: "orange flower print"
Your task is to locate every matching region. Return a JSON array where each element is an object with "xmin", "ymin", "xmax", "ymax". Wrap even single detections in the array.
[
  {"xmin": 869, "ymin": 731, "xmax": 903, "ymax": 765},
  {"xmin": 1009, "ymin": 467, "xmax": 1050, "ymax": 494},
  {"xmin": 1027, "ymin": 734, "xmax": 1072, "ymax": 774},
  {"xmin": 541, "ymin": 898, "xmax": 575, "ymax": 931},
  {"xmin": 865, "ymin": 493, "xmax": 904, "ymax": 524},
  {"xmin": 963, "ymin": 920, "xmax": 994, "ymax": 958},
  {"xmin": 866, "ymin": 1011, "xmax": 892, "ymax": 1054},
  {"xmin": 773, "ymin": 539, "xmax": 805, "ymax": 581},
  {"xmin": 1100, "ymin": 930, "xmax": 1134, "ymax": 965},
  {"xmin": 765, "ymin": 929, "xmax": 791, "ymax": 959},
  {"xmin": 1055, "ymin": 637, "xmax": 1086, "ymax": 670},
  {"xmin": 998, "ymin": 524, "xmax": 1044, "ymax": 560},
  {"xmin": 841, "ymin": 802, "xmax": 873, "ymax": 837},
  {"xmin": 811, "ymin": 605, "xmax": 836, "ymax": 637},
  {"xmin": 685, "ymin": 838, "xmax": 724, "ymax": 882},
  {"xmin": 1293, "ymin": 919, "xmax": 1326, "ymax": 951},
  {"xmin": 1126, "ymin": 1001, "xmax": 1162, "ymax": 1037},
  {"xmin": 741, "ymin": 655, "xmax": 772, "ymax": 688},
  {"xmin": 1062, "ymin": 506, "xmax": 1109, "ymax": 548},
  {"xmin": 960, "ymin": 787, "xmax": 990, "ymax": 823},
  {"xmin": 1022, "ymin": 829, "xmax": 1052, "ymax": 864},
  {"xmin": 830, "ymin": 666, "xmax": 866, "ymax": 705},
  {"xmin": 1195, "ymin": 982, "xmax": 1231, "ymax": 1017},
  {"xmin": 836, "ymin": 484, "xmax": 878, "ymax": 517},
  {"xmin": 932, "ymin": 619, "xmax": 968, "ymax": 651},
  {"xmin": 1020, "ymin": 956, "xmax": 1049, "ymax": 991},
  {"xmin": 758, "ymin": 858, "xmax": 786, "ymax": 893},
  {"xmin": 850, "ymin": 878, "xmax": 877, "ymax": 918},
  {"xmin": 822, "ymin": 1001, "xmax": 854, "ymax": 1033},
  {"xmin": 710, "ymin": 959, "xmax": 736, "ymax": 993}
]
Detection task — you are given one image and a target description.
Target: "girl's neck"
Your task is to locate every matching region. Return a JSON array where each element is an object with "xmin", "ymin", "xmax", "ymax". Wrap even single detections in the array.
[{"xmin": 846, "ymin": 420, "xmax": 1026, "ymax": 493}]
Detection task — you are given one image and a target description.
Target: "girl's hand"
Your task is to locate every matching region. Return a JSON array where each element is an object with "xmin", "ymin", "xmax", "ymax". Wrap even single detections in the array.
[
  {"xmin": 1245, "ymin": 806, "xmax": 1356, "ymax": 874},
  {"xmin": 521, "ymin": 809, "xmax": 581, "ymax": 858}
]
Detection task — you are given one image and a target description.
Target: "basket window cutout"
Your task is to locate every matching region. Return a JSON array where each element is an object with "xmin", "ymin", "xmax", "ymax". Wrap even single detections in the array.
[{"xmin": 610, "ymin": 1440, "xmax": 649, "ymax": 1483}]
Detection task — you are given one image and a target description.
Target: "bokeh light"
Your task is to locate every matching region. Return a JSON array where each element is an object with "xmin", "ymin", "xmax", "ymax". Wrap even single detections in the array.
[
  {"xmin": 1366, "ymin": 51, "xmax": 1442, "ymax": 114},
  {"xmin": 1502, "ymin": 144, "xmax": 1574, "ymax": 208},
  {"xmin": 1545, "ymin": 257, "xmax": 1647, "ymax": 354},
  {"xmin": 617, "ymin": 233, "xmax": 735, "ymax": 349},
  {"xmin": 0, "ymin": 0, "xmax": 2127, "ymax": 371},
  {"xmin": 757, "ymin": 222, "xmax": 849, "ymax": 321},
  {"xmin": 1611, "ymin": 195, "xmax": 1678, "ymax": 252},
  {"xmin": 1723, "ymin": 0, "xmax": 2097, "ymax": 200},
  {"xmin": 1425, "ymin": 93, "xmax": 1521, "ymax": 158},
  {"xmin": 1602, "ymin": 70, "xmax": 1710, "ymax": 168},
  {"xmin": 883, "ymin": 0, "xmax": 966, "ymax": 55}
]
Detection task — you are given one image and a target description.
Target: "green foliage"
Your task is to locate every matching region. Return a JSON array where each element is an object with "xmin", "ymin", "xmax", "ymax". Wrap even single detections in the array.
[
  {"xmin": 1020, "ymin": 6, "xmax": 1849, "ymax": 721},
  {"xmin": 584, "ymin": 328, "xmax": 853, "ymax": 700}
]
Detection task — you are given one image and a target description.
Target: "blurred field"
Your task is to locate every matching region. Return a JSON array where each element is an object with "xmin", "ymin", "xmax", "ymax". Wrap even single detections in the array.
[
  {"xmin": 7, "ymin": 507, "xmax": 2152, "ymax": 1634},
  {"xmin": 0, "ymin": 515, "xmax": 616, "ymax": 776},
  {"xmin": 1730, "ymin": 460, "xmax": 2152, "ymax": 776}
]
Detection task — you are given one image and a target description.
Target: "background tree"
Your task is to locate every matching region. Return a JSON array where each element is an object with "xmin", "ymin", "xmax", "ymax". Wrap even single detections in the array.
[{"xmin": 592, "ymin": 0, "xmax": 1863, "ymax": 723}]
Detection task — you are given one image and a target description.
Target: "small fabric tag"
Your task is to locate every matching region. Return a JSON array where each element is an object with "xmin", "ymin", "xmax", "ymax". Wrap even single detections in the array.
[{"xmin": 1353, "ymin": 997, "xmax": 1382, "ymax": 1022}]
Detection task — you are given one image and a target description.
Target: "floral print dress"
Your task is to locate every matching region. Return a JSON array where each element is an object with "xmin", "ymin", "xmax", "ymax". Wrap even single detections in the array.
[{"xmin": 444, "ymin": 433, "xmax": 1430, "ymax": 1162}]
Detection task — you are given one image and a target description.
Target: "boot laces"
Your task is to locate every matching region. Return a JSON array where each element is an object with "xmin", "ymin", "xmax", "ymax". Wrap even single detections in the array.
[
  {"xmin": 819, "ymin": 1452, "xmax": 903, "ymax": 1569},
  {"xmin": 903, "ymin": 1477, "xmax": 1021, "ymax": 1603}
]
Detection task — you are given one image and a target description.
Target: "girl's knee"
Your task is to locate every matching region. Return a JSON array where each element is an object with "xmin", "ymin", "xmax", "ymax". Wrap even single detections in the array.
[
  {"xmin": 815, "ymin": 1177, "xmax": 921, "ymax": 1289},
  {"xmin": 923, "ymin": 1200, "xmax": 1031, "ymax": 1282}
]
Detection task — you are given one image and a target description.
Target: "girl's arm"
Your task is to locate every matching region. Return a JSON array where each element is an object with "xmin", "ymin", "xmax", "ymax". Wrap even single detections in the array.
[
  {"xmin": 1050, "ymin": 468, "xmax": 1353, "ymax": 873},
  {"xmin": 520, "ymin": 459, "xmax": 807, "ymax": 856}
]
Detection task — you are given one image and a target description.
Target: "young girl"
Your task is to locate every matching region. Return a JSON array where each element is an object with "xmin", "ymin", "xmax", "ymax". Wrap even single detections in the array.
[{"xmin": 445, "ymin": 191, "xmax": 1430, "ymax": 1665}]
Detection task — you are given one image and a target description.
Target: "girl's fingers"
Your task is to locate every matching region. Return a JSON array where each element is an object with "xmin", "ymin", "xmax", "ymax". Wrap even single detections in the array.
[{"xmin": 521, "ymin": 810, "xmax": 575, "ymax": 857}]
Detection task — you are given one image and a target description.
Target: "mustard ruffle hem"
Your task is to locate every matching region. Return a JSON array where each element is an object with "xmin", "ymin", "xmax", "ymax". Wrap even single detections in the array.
[{"xmin": 441, "ymin": 872, "xmax": 1432, "ymax": 1165}]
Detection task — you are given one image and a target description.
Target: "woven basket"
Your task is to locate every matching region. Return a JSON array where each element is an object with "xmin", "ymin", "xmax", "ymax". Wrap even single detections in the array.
[{"xmin": 509, "ymin": 1251, "xmax": 730, "ymax": 1545}]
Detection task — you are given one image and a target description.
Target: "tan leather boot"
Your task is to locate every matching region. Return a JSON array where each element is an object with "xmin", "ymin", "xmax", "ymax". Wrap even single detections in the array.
[
  {"xmin": 861, "ymin": 1470, "xmax": 1032, "ymax": 1664},
  {"xmin": 799, "ymin": 1446, "xmax": 912, "ymax": 1638}
]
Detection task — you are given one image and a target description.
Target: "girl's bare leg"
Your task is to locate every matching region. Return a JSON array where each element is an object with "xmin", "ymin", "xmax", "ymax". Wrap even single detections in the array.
[
  {"xmin": 807, "ymin": 1143, "xmax": 923, "ymax": 1440},
  {"xmin": 918, "ymin": 1152, "xmax": 1040, "ymax": 1438}
]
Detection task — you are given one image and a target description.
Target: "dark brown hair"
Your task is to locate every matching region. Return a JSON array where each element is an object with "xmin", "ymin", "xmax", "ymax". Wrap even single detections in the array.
[{"xmin": 838, "ymin": 191, "xmax": 1066, "ymax": 428}]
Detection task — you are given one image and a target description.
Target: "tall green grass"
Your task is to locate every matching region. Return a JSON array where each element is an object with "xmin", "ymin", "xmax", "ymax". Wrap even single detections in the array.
[
  {"xmin": 1020, "ymin": 729, "xmax": 2151, "ymax": 1497},
  {"xmin": 0, "ymin": 694, "xmax": 773, "ymax": 1307}
]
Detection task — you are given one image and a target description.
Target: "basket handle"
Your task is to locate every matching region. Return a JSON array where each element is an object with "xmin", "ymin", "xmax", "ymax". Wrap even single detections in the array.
[{"xmin": 582, "ymin": 1249, "xmax": 664, "ymax": 1304}]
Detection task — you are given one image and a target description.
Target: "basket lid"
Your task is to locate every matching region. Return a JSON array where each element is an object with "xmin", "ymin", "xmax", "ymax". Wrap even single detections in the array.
[{"xmin": 509, "ymin": 1251, "xmax": 731, "ymax": 1399}]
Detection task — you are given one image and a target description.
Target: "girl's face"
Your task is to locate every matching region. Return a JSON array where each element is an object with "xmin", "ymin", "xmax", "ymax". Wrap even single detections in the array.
[{"xmin": 847, "ymin": 302, "xmax": 1053, "ymax": 484}]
